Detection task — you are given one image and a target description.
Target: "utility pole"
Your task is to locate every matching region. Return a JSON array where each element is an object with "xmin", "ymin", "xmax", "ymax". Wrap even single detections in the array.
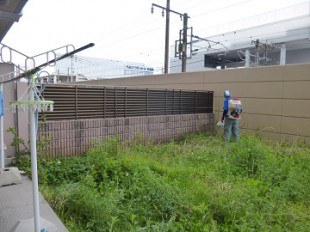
[
  {"xmin": 254, "ymin": 39, "xmax": 260, "ymax": 66},
  {"xmin": 181, "ymin": 13, "xmax": 188, "ymax": 72},
  {"xmin": 252, "ymin": 39, "xmax": 275, "ymax": 67},
  {"xmin": 151, "ymin": 2, "xmax": 189, "ymax": 73},
  {"xmin": 164, "ymin": 0, "xmax": 170, "ymax": 74}
]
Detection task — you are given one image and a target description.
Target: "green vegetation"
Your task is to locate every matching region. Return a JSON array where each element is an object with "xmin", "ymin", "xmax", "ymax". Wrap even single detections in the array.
[{"xmin": 18, "ymin": 134, "xmax": 310, "ymax": 232}]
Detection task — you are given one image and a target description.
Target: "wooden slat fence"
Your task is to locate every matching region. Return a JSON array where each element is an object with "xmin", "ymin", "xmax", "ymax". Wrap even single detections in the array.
[{"xmin": 39, "ymin": 85, "xmax": 213, "ymax": 121}]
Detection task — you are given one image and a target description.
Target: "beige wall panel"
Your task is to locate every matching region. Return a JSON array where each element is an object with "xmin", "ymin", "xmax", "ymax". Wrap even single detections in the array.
[
  {"xmin": 214, "ymin": 96, "xmax": 223, "ymax": 112},
  {"xmin": 280, "ymin": 134, "xmax": 310, "ymax": 144},
  {"xmin": 121, "ymin": 75, "xmax": 186, "ymax": 86},
  {"xmin": 165, "ymin": 83, "xmax": 204, "ymax": 90},
  {"xmin": 129, "ymin": 83, "xmax": 204, "ymax": 91},
  {"xmin": 258, "ymin": 131, "xmax": 284, "ymax": 141},
  {"xmin": 242, "ymin": 98, "xmax": 283, "ymax": 115},
  {"xmin": 241, "ymin": 129, "xmax": 283, "ymax": 141},
  {"xmin": 282, "ymin": 99, "xmax": 310, "ymax": 118},
  {"xmin": 203, "ymin": 82, "xmax": 283, "ymax": 99},
  {"xmin": 214, "ymin": 112, "xmax": 223, "ymax": 122},
  {"xmin": 203, "ymin": 65, "xmax": 284, "ymax": 83},
  {"xmin": 242, "ymin": 128, "xmax": 310, "ymax": 144},
  {"xmin": 281, "ymin": 117, "xmax": 310, "ymax": 137},
  {"xmin": 89, "ymin": 72, "xmax": 204, "ymax": 87},
  {"xmin": 164, "ymin": 72, "xmax": 204, "ymax": 84},
  {"xmin": 282, "ymin": 81, "xmax": 310, "ymax": 99},
  {"xmin": 245, "ymin": 114, "xmax": 282, "ymax": 132},
  {"xmin": 247, "ymin": 65, "xmax": 285, "ymax": 82},
  {"xmin": 214, "ymin": 97, "xmax": 282, "ymax": 116},
  {"xmin": 284, "ymin": 64, "xmax": 310, "ymax": 81},
  {"xmin": 86, "ymin": 76, "xmax": 204, "ymax": 90},
  {"xmin": 109, "ymin": 76, "xmax": 156, "ymax": 86},
  {"xmin": 226, "ymin": 82, "xmax": 283, "ymax": 99},
  {"xmin": 203, "ymin": 68, "xmax": 253, "ymax": 83},
  {"xmin": 202, "ymin": 83, "xmax": 226, "ymax": 95},
  {"xmin": 203, "ymin": 69, "xmax": 236, "ymax": 83},
  {"xmin": 238, "ymin": 113, "xmax": 250, "ymax": 129},
  {"xmin": 85, "ymin": 76, "xmax": 153, "ymax": 86}
]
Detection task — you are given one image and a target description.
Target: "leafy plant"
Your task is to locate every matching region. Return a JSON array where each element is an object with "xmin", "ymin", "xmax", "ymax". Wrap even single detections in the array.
[{"xmin": 16, "ymin": 133, "xmax": 310, "ymax": 232}]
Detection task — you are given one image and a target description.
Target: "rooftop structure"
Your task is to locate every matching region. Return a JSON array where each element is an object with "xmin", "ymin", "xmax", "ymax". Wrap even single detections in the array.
[
  {"xmin": 170, "ymin": 1, "xmax": 310, "ymax": 72},
  {"xmin": 0, "ymin": 0, "xmax": 27, "ymax": 42}
]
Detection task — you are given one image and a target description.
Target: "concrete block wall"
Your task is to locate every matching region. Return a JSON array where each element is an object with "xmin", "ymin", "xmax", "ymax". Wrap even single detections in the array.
[{"xmin": 37, "ymin": 113, "xmax": 214, "ymax": 157}]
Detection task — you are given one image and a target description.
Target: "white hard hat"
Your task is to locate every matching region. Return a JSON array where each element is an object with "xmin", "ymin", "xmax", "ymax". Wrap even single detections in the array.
[{"xmin": 224, "ymin": 90, "xmax": 230, "ymax": 97}]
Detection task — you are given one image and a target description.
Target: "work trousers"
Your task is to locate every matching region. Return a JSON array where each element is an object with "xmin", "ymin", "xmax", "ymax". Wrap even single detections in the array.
[{"xmin": 224, "ymin": 117, "xmax": 240, "ymax": 144}]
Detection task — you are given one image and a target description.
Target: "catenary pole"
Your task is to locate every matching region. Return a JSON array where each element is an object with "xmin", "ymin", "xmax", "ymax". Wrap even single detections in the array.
[
  {"xmin": 181, "ymin": 13, "xmax": 188, "ymax": 72},
  {"xmin": 151, "ymin": 3, "xmax": 189, "ymax": 73},
  {"xmin": 164, "ymin": 0, "xmax": 170, "ymax": 74}
]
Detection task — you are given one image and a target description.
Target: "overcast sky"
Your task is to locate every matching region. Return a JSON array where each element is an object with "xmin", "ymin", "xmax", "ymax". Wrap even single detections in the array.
[{"xmin": 2, "ymin": 0, "xmax": 308, "ymax": 69}]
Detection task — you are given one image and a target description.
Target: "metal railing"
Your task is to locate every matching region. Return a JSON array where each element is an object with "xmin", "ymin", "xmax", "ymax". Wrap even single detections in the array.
[{"xmin": 39, "ymin": 84, "xmax": 213, "ymax": 121}]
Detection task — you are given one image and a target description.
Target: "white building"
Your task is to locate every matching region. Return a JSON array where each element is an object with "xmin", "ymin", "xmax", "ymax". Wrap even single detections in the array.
[
  {"xmin": 170, "ymin": 1, "xmax": 310, "ymax": 72},
  {"xmin": 45, "ymin": 55, "xmax": 157, "ymax": 83}
]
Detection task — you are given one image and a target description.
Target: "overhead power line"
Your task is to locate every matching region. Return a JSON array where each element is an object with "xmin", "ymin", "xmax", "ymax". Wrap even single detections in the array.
[{"xmin": 151, "ymin": 1, "xmax": 190, "ymax": 73}]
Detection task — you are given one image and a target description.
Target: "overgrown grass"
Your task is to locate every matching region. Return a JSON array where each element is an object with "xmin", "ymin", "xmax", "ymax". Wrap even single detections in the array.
[{"xmin": 18, "ymin": 133, "xmax": 310, "ymax": 231}]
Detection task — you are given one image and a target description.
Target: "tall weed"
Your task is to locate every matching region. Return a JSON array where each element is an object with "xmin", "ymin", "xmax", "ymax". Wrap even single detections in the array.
[
  {"xmin": 16, "ymin": 133, "xmax": 310, "ymax": 231},
  {"xmin": 227, "ymin": 136, "xmax": 270, "ymax": 178}
]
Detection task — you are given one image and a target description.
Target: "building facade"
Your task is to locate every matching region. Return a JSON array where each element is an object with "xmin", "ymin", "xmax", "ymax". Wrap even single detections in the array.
[{"xmin": 170, "ymin": 2, "xmax": 310, "ymax": 73}]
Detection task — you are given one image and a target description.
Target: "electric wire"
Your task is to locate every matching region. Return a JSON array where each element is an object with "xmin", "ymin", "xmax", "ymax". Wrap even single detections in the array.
[
  {"xmin": 190, "ymin": 0, "xmax": 253, "ymax": 19},
  {"xmin": 87, "ymin": 0, "xmax": 299, "ymax": 65},
  {"xmin": 53, "ymin": 1, "xmax": 310, "ymax": 77},
  {"xmin": 83, "ymin": 0, "xmax": 266, "ymax": 67},
  {"xmin": 59, "ymin": 34, "xmax": 309, "ymax": 78}
]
